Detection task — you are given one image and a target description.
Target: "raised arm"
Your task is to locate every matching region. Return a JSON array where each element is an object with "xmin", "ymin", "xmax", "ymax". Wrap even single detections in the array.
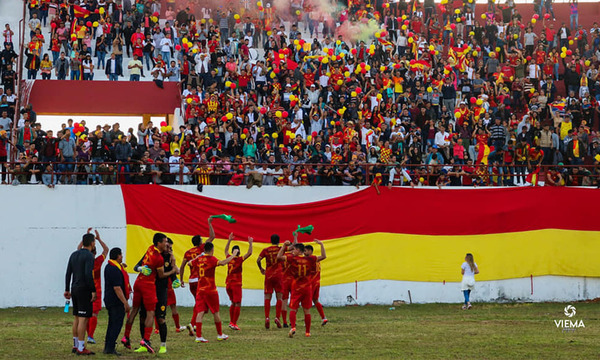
[
  {"xmin": 179, "ymin": 257, "xmax": 188, "ymax": 287},
  {"xmin": 277, "ymin": 241, "xmax": 291, "ymax": 261},
  {"xmin": 224, "ymin": 232, "xmax": 234, "ymax": 257},
  {"xmin": 218, "ymin": 248, "xmax": 239, "ymax": 266},
  {"xmin": 206, "ymin": 217, "xmax": 215, "ymax": 243},
  {"xmin": 95, "ymin": 230, "xmax": 109, "ymax": 258},
  {"xmin": 77, "ymin": 227, "xmax": 94, "ymax": 249},
  {"xmin": 243, "ymin": 237, "xmax": 253, "ymax": 260},
  {"xmin": 315, "ymin": 239, "xmax": 326, "ymax": 261}
]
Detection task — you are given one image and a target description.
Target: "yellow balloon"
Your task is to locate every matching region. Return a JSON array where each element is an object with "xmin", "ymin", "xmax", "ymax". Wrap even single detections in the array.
[
  {"xmin": 182, "ymin": 38, "xmax": 188, "ymax": 44},
  {"xmin": 272, "ymin": 132, "xmax": 278, "ymax": 139},
  {"xmin": 93, "ymin": 21, "xmax": 99, "ymax": 27},
  {"xmin": 585, "ymin": 60, "xmax": 591, "ymax": 66},
  {"xmin": 344, "ymin": 71, "xmax": 350, "ymax": 77},
  {"xmin": 257, "ymin": 1, "xmax": 262, "ymax": 6},
  {"xmin": 495, "ymin": 47, "xmax": 501, "ymax": 52},
  {"xmin": 472, "ymin": 51, "xmax": 478, "ymax": 57},
  {"xmin": 296, "ymin": 10, "xmax": 301, "ymax": 15},
  {"xmin": 270, "ymin": 72, "xmax": 276, "ymax": 78},
  {"xmin": 99, "ymin": 7, "xmax": 105, "ymax": 14},
  {"xmin": 455, "ymin": 111, "xmax": 461, "ymax": 118},
  {"xmin": 560, "ymin": 53, "xmax": 566, "ymax": 58},
  {"xmin": 186, "ymin": 98, "xmax": 192, "ymax": 104},
  {"xmin": 234, "ymin": 14, "xmax": 240, "ymax": 20},
  {"xmin": 454, "ymin": 9, "xmax": 460, "ymax": 14},
  {"xmin": 481, "ymin": 14, "xmax": 487, "ymax": 19},
  {"xmin": 322, "ymin": 57, "xmax": 329, "ymax": 64},
  {"xmin": 337, "ymin": 79, "xmax": 343, "ymax": 86},
  {"xmin": 365, "ymin": 65, "xmax": 371, "ymax": 71},
  {"xmin": 380, "ymin": 65, "xmax": 386, "ymax": 72},
  {"xmin": 241, "ymin": 133, "xmax": 246, "ymax": 140},
  {"xmin": 276, "ymin": 111, "xmax": 282, "ymax": 118},
  {"xmin": 408, "ymin": 38, "xmax": 414, "ymax": 43},
  {"xmin": 569, "ymin": 40, "xmax": 574, "ymax": 45},
  {"xmin": 225, "ymin": 81, "xmax": 232, "ymax": 88},
  {"xmin": 427, "ymin": 87, "xmax": 433, "ymax": 92},
  {"xmin": 351, "ymin": 91, "xmax": 357, "ymax": 97},
  {"xmin": 476, "ymin": 99, "xmax": 483, "ymax": 106},
  {"xmin": 306, "ymin": 135, "xmax": 312, "ymax": 141},
  {"xmin": 226, "ymin": 113, "xmax": 233, "ymax": 120},
  {"xmin": 531, "ymin": 18, "xmax": 537, "ymax": 24}
]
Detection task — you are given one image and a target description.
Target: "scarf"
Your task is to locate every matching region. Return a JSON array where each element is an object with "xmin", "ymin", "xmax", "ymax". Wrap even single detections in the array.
[{"xmin": 108, "ymin": 259, "xmax": 131, "ymax": 299}]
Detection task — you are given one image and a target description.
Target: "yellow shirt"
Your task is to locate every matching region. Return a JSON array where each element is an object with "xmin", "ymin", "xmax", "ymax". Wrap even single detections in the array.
[{"xmin": 560, "ymin": 121, "xmax": 572, "ymax": 140}]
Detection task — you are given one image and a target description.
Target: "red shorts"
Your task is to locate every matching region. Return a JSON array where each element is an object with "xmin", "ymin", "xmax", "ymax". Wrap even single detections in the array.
[
  {"xmin": 289, "ymin": 284, "xmax": 312, "ymax": 311},
  {"xmin": 281, "ymin": 276, "xmax": 293, "ymax": 300},
  {"xmin": 132, "ymin": 281, "xmax": 157, "ymax": 311},
  {"xmin": 312, "ymin": 282, "xmax": 320, "ymax": 302},
  {"xmin": 264, "ymin": 275, "xmax": 282, "ymax": 295},
  {"xmin": 226, "ymin": 284, "xmax": 242, "ymax": 303},
  {"xmin": 92, "ymin": 296, "xmax": 102, "ymax": 313},
  {"xmin": 188, "ymin": 281, "xmax": 198, "ymax": 298},
  {"xmin": 167, "ymin": 287, "xmax": 176, "ymax": 306},
  {"xmin": 194, "ymin": 290, "xmax": 220, "ymax": 314}
]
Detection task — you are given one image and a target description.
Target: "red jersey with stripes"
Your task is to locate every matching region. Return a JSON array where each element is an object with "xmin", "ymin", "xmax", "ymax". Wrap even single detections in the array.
[
  {"xmin": 285, "ymin": 253, "xmax": 317, "ymax": 291},
  {"xmin": 191, "ymin": 255, "xmax": 219, "ymax": 292},
  {"xmin": 136, "ymin": 245, "xmax": 164, "ymax": 284},
  {"xmin": 259, "ymin": 245, "xmax": 282, "ymax": 279},
  {"xmin": 226, "ymin": 256, "xmax": 245, "ymax": 286},
  {"xmin": 183, "ymin": 244, "xmax": 205, "ymax": 280}
]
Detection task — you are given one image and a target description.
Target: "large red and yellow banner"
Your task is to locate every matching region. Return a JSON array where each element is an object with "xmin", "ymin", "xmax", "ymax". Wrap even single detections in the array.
[{"xmin": 121, "ymin": 185, "xmax": 600, "ymax": 289}]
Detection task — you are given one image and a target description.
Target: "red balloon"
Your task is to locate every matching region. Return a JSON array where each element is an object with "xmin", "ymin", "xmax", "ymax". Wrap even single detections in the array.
[
  {"xmin": 335, "ymin": 121, "xmax": 340, "ymax": 126},
  {"xmin": 283, "ymin": 48, "xmax": 290, "ymax": 55},
  {"xmin": 312, "ymin": 131, "xmax": 317, "ymax": 137},
  {"xmin": 236, "ymin": 19, "xmax": 241, "ymax": 24},
  {"xmin": 566, "ymin": 50, "xmax": 572, "ymax": 56},
  {"xmin": 282, "ymin": 111, "xmax": 289, "ymax": 118},
  {"xmin": 175, "ymin": 45, "xmax": 181, "ymax": 51},
  {"xmin": 450, "ymin": 23, "xmax": 456, "ymax": 30},
  {"xmin": 526, "ymin": 56, "xmax": 532, "ymax": 61},
  {"xmin": 260, "ymin": 107, "xmax": 267, "ymax": 114},
  {"xmin": 160, "ymin": 121, "xmax": 167, "ymax": 127},
  {"xmin": 153, "ymin": 12, "xmax": 159, "ymax": 17},
  {"xmin": 86, "ymin": 21, "xmax": 92, "ymax": 27},
  {"xmin": 221, "ymin": 116, "xmax": 227, "ymax": 122},
  {"xmin": 231, "ymin": 83, "xmax": 237, "ymax": 89},
  {"xmin": 351, "ymin": 48, "xmax": 357, "ymax": 55},
  {"xmin": 380, "ymin": 31, "xmax": 387, "ymax": 37},
  {"xmin": 265, "ymin": 25, "xmax": 271, "ymax": 31},
  {"xmin": 470, "ymin": 97, "xmax": 476, "ymax": 104},
  {"xmin": 273, "ymin": 68, "xmax": 280, "ymax": 74},
  {"xmin": 51, "ymin": 23, "xmax": 57, "ymax": 29},
  {"xmin": 407, "ymin": 32, "xmax": 414, "ymax": 38},
  {"xmin": 243, "ymin": 128, "xmax": 249, "ymax": 134},
  {"xmin": 258, "ymin": 6, "xmax": 263, "ymax": 11},
  {"xmin": 460, "ymin": 16, "xmax": 465, "ymax": 22},
  {"xmin": 532, "ymin": 14, "xmax": 539, "ymax": 20},
  {"xmin": 355, "ymin": 87, "xmax": 362, "ymax": 94},
  {"xmin": 544, "ymin": 13, "xmax": 551, "ymax": 19},
  {"xmin": 328, "ymin": 49, "xmax": 334, "ymax": 56}
]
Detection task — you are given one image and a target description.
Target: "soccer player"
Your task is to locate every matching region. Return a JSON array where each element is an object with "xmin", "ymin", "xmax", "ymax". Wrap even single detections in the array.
[
  {"xmin": 134, "ymin": 238, "xmax": 179, "ymax": 354},
  {"xmin": 65, "ymin": 231, "xmax": 97, "ymax": 355},
  {"xmin": 76, "ymin": 229, "xmax": 109, "ymax": 345},
  {"xmin": 277, "ymin": 241, "xmax": 319, "ymax": 338},
  {"xmin": 280, "ymin": 233, "xmax": 298, "ymax": 328},
  {"xmin": 224, "ymin": 234, "xmax": 253, "ymax": 330},
  {"xmin": 180, "ymin": 217, "xmax": 216, "ymax": 336},
  {"xmin": 190, "ymin": 242, "xmax": 238, "ymax": 343},
  {"xmin": 256, "ymin": 234, "xmax": 284, "ymax": 329},
  {"xmin": 304, "ymin": 241, "xmax": 328, "ymax": 326},
  {"xmin": 121, "ymin": 233, "xmax": 168, "ymax": 354}
]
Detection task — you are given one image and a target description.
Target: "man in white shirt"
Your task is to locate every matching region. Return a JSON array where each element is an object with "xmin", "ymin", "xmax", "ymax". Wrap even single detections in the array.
[
  {"xmin": 434, "ymin": 124, "xmax": 451, "ymax": 160},
  {"xmin": 127, "ymin": 54, "xmax": 143, "ymax": 81},
  {"xmin": 168, "ymin": 149, "xmax": 181, "ymax": 173},
  {"xmin": 159, "ymin": 33, "xmax": 173, "ymax": 64},
  {"xmin": 151, "ymin": 64, "xmax": 166, "ymax": 88}
]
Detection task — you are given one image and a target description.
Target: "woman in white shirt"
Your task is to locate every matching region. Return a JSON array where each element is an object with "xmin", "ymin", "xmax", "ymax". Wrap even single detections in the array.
[{"xmin": 460, "ymin": 253, "xmax": 479, "ymax": 310}]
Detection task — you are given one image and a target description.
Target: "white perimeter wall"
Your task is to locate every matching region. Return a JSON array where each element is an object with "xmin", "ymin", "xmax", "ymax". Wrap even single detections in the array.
[{"xmin": 1, "ymin": 185, "xmax": 599, "ymax": 308}]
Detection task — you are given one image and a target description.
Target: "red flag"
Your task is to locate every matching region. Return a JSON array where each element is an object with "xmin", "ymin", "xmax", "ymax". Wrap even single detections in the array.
[{"xmin": 73, "ymin": 5, "xmax": 90, "ymax": 18}]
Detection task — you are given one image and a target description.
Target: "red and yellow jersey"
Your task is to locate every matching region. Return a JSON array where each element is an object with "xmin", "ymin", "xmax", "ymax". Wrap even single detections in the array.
[
  {"xmin": 136, "ymin": 245, "xmax": 165, "ymax": 285},
  {"xmin": 306, "ymin": 255, "xmax": 321, "ymax": 284},
  {"xmin": 93, "ymin": 254, "xmax": 106, "ymax": 294},
  {"xmin": 191, "ymin": 255, "xmax": 219, "ymax": 292},
  {"xmin": 285, "ymin": 253, "xmax": 317, "ymax": 291},
  {"xmin": 183, "ymin": 245, "xmax": 205, "ymax": 280},
  {"xmin": 226, "ymin": 256, "xmax": 245, "ymax": 286},
  {"xmin": 282, "ymin": 249, "xmax": 294, "ymax": 280},
  {"xmin": 259, "ymin": 245, "xmax": 282, "ymax": 279}
]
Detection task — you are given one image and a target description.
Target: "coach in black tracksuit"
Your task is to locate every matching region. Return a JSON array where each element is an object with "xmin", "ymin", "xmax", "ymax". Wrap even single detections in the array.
[
  {"xmin": 65, "ymin": 233, "xmax": 96, "ymax": 355},
  {"xmin": 134, "ymin": 238, "xmax": 178, "ymax": 350}
]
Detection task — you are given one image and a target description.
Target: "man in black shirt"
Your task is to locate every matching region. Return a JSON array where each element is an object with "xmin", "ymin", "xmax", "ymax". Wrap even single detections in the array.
[
  {"xmin": 64, "ymin": 232, "xmax": 97, "ymax": 356},
  {"xmin": 103, "ymin": 247, "xmax": 130, "ymax": 356}
]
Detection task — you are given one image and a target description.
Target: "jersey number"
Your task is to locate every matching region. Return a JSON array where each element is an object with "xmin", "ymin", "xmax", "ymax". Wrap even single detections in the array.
[
  {"xmin": 199, "ymin": 267, "xmax": 205, "ymax": 277},
  {"xmin": 298, "ymin": 264, "xmax": 307, "ymax": 277}
]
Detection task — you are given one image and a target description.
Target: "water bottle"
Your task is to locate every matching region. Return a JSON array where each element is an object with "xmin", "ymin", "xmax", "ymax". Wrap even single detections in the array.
[{"xmin": 64, "ymin": 300, "xmax": 70, "ymax": 313}]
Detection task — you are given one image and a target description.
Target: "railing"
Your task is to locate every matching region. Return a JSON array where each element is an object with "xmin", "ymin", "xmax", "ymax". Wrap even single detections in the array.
[{"xmin": 0, "ymin": 161, "xmax": 598, "ymax": 187}]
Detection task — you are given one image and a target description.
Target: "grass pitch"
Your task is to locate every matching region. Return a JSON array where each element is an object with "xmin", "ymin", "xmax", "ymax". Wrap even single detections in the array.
[{"xmin": 1, "ymin": 302, "xmax": 599, "ymax": 359}]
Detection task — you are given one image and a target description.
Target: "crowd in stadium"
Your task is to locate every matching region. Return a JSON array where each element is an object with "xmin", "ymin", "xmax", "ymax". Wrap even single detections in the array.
[{"xmin": 1, "ymin": 0, "xmax": 600, "ymax": 187}]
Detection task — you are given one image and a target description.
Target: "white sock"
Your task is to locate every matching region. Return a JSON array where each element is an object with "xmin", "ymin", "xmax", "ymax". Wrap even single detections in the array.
[
  {"xmin": 160, "ymin": 342, "xmax": 166, "ymax": 347},
  {"xmin": 77, "ymin": 340, "xmax": 85, "ymax": 352},
  {"xmin": 73, "ymin": 337, "xmax": 78, "ymax": 347}
]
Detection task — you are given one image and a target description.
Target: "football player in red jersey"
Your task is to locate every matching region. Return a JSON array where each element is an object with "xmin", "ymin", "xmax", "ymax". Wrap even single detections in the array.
[
  {"xmin": 77, "ymin": 229, "xmax": 109, "ymax": 345},
  {"xmin": 278, "ymin": 241, "xmax": 323, "ymax": 338},
  {"xmin": 224, "ymin": 234, "xmax": 253, "ymax": 330},
  {"xmin": 304, "ymin": 240, "xmax": 328, "ymax": 326},
  {"xmin": 190, "ymin": 242, "xmax": 238, "ymax": 343},
  {"xmin": 179, "ymin": 217, "xmax": 216, "ymax": 336},
  {"xmin": 280, "ymin": 233, "xmax": 298, "ymax": 328},
  {"xmin": 256, "ymin": 234, "xmax": 284, "ymax": 329},
  {"xmin": 121, "ymin": 233, "xmax": 168, "ymax": 354}
]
